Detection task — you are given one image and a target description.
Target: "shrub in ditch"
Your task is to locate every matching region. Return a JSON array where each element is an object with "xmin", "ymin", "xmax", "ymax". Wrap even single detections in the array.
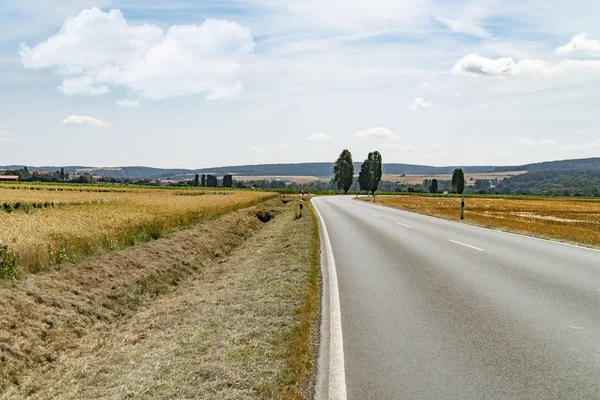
[
  {"xmin": 255, "ymin": 209, "xmax": 275, "ymax": 223},
  {"xmin": 0, "ymin": 241, "xmax": 20, "ymax": 281}
]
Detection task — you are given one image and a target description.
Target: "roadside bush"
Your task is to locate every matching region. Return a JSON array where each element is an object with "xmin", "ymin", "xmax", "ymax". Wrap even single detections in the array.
[
  {"xmin": 256, "ymin": 209, "xmax": 276, "ymax": 223},
  {"xmin": 0, "ymin": 241, "xmax": 20, "ymax": 281}
]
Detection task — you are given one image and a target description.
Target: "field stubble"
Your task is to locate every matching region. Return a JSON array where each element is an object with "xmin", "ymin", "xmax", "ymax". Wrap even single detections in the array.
[{"xmin": 373, "ymin": 195, "xmax": 600, "ymax": 248}]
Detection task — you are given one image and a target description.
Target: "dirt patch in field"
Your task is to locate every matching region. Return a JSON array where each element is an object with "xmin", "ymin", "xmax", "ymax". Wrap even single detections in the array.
[
  {"xmin": 233, "ymin": 176, "xmax": 327, "ymax": 184},
  {"xmin": 0, "ymin": 199, "xmax": 292, "ymax": 395},
  {"xmin": 383, "ymin": 171, "xmax": 527, "ymax": 185}
]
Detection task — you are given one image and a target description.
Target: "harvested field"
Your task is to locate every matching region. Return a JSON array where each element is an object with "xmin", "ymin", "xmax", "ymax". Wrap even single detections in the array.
[
  {"xmin": 383, "ymin": 171, "xmax": 527, "ymax": 185},
  {"xmin": 371, "ymin": 195, "xmax": 600, "ymax": 248},
  {"xmin": 233, "ymin": 176, "xmax": 327, "ymax": 184},
  {"xmin": 1, "ymin": 197, "xmax": 319, "ymax": 399},
  {"xmin": 0, "ymin": 184, "xmax": 273, "ymax": 276}
]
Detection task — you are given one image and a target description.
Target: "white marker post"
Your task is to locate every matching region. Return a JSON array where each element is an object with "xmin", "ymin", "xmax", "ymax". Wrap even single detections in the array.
[{"xmin": 461, "ymin": 197, "xmax": 465, "ymax": 220}]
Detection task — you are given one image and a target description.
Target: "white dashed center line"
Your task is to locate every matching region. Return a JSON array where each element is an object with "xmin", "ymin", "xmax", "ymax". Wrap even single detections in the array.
[
  {"xmin": 449, "ymin": 240, "xmax": 484, "ymax": 252},
  {"xmin": 566, "ymin": 325, "xmax": 584, "ymax": 330},
  {"xmin": 397, "ymin": 222, "xmax": 412, "ymax": 228},
  {"xmin": 371, "ymin": 214, "xmax": 379, "ymax": 218}
]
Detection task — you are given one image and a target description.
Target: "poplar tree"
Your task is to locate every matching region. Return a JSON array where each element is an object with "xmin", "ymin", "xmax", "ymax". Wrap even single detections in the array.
[
  {"xmin": 333, "ymin": 149, "xmax": 354, "ymax": 194},
  {"xmin": 452, "ymin": 168, "xmax": 465, "ymax": 194}
]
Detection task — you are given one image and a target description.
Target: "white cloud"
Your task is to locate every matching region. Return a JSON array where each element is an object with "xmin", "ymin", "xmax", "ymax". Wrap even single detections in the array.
[
  {"xmin": 61, "ymin": 115, "xmax": 111, "ymax": 127},
  {"xmin": 452, "ymin": 54, "xmax": 600, "ymax": 76},
  {"xmin": 116, "ymin": 98, "xmax": 140, "ymax": 107},
  {"xmin": 565, "ymin": 139, "xmax": 600, "ymax": 150},
  {"xmin": 432, "ymin": 142, "xmax": 445, "ymax": 149},
  {"xmin": 58, "ymin": 76, "xmax": 109, "ymax": 95},
  {"xmin": 245, "ymin": 146, "xmax": 261, "ymax": 152},
  {"xmin": 556, "ymin": 33, "xmax": 600, "ymax": 57},
  {"xmin": 20, "ymin": 8, "xmax": 255, "ymax": 100},
  {"xmin": 354, "ymin": 126, "xmax": 399, "ymax": 139},
  {"xmin": 380, "ymin": 143, "xmax": 425, "ymax": 154},
  {"xmin": 451, "ymin": 54, "xmax": 517, "ymax": 76},
  {"xmin": 453, "ymin": 92, "xmax": 462, "ymax": 98},
  {"xmin": 262, "ymin": 0, "xmax": 428, "ymax": 31},
  {"xmin": 0, "ymin": 129, "xmax": 7, "ymax": 135},
  {"xmin": 516, "ymin": 137, "xmax": 556, "ymax": 146},
  {"xmin": 307, "ymin": 133, "xmax": 333, "ymax": 141},
  {"xmin": 409, "ymin": 97, "xmax": 432, "ymax": 110},
  {"xmin": 435, "ymin": 16, "xmax": 489, "ymax": 38}
]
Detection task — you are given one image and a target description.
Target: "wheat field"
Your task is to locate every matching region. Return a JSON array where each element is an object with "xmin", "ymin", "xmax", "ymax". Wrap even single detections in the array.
[
  {"xmin": 374, "ymin": 195, "xmax": 600, "ymax": 248},
  {"xmin": 0, "ymin": 184, "xmax": 273, "ymax": 276}
]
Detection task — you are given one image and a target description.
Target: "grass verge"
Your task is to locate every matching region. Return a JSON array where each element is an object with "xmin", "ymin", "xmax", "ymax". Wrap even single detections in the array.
[{"xmin": 272, "ymin": 201, "xmax": 320, "ymax": 399}]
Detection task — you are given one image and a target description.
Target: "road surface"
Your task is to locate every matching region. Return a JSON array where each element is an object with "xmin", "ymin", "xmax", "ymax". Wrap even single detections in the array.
[{"xmin": 312, "ymin": 195, "xmax": 600, "ymax": 400}]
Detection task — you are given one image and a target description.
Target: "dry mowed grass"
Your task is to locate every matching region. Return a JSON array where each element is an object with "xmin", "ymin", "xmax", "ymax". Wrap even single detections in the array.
[
  {"xmin": 0, "ymin": 184, "xmax": 273, "ymax": 275},
  {"xmin": 376, "ymin": 195, "xmax": 600, "ymax": 248},
  {"xmin": 1, "ymin": 197, "xmax": 318, "ymax": 399}
]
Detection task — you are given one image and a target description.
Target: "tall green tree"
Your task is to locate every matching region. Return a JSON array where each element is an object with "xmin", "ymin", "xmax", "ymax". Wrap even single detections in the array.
[
  {"xmin": 223, "ymin": 174, "xmax": 233, "ymax": 188},
  {"xmin": 429, "ymin": 178, "xmax": 438, "ymax": 193},
  {"xmin": 201, "ymin": 174, "xmax": 206, "ymax": 187},
  {"xmin": 358, "ymin": 160, "xmax": 371, "ymax": 194},
  {"xmin": 452, "ymin": 168, "xmax": 465, "ymax": 194},
  {"xmin": 358, "ymin": 151, "xmax": 383, "ymax": 197},
  {"xmin": 333, "ymin": 149, "xmax": 354, "ymax": 194},
  {"xmin": 206, "ymin": 175, "xmax": 218, "ymax": 187},
  {"xmin": 59, "ymin": 168, "xmax": 65, "ymax": 181},
  {"xmin": 368, "ymin": 151, "xmax": 383, "ymax": 195},
  {"xmin": 193, "ymin": 174, "xmax": 200, "ymax": 187}
]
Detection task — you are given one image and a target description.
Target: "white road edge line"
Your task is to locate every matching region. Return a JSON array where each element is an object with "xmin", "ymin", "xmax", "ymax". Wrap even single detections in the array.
[
  {"xmin": 371, "ymin": 213, "xmax": 380, "ymax": 218},
  {"xmin": 449, "ymin": 239, "xmax": 485, "ymax": 252},
  {"xmin": 312, "ymin": 200, "xmax": 348, "ymax": 400},
  {"xmin": 397, "ymin": 222, "xmax": 412, "ymax": 228}
]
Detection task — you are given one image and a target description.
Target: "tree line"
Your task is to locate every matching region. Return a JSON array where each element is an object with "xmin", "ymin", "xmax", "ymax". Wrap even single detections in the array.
[
  {"xmin": 190, "ymin": 174, "xmax": 233, "ymax": 188},
  {"xmin": 333, "ymin": 150, "xmax": 468, "ymax": 195},
  {"xmin": 333, "ymin": 149, "xmax": 383, "ymax": 196}
]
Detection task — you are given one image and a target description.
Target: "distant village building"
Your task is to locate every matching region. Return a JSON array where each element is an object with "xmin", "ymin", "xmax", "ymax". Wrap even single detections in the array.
[
  {"xmin": 30, "ymin": 170, "xmax": 51, "ymax": 176},
  {"xmin": 0, "ymin": 175, "xmax": 19, "ymax": 181}
]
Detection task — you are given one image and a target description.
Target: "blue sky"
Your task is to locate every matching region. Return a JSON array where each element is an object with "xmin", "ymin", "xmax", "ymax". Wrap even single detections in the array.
[{"xmin": 1, "ymin": 0, "xmax": 600, "ymax": 168}]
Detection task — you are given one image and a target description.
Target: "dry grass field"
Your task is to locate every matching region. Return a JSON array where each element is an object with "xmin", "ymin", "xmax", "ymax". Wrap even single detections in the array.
[
  {"xmin": 382, "ymin": 171, "xmax": 527, "ymax": 185},
  {"xmin": 373, "ymin": 195, "xmax": 600, "ymax": 248},
  {"xmin": 0, "ymin": 184, "xmax": 273, "ymax": 277}
]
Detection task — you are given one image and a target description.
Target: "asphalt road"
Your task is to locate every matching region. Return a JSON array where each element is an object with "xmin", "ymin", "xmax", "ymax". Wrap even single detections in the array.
[{"xmin": 312, "ymin": 195, "xmax": 600, "ymax": 400}]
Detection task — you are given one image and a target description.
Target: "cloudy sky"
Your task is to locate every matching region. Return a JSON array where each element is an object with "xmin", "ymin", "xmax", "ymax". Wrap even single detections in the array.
[{"xmin": 1, "ymin": 0, "xmax": 599, "ymax": 168}]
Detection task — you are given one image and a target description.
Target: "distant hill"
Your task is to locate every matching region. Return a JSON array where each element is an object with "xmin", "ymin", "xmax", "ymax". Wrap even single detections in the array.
[
  {"xmin": 195, "ymin": 163, "xmax": 508, "ymax": 176},
  {"xmin": 2, "ymin": 157, "xmax": 600, "ymax": 180},
  {"xmin": 515, "ymin": 158, "xmax": 600, "ymax": 173},
  {"xmin": 495, "ymin": 170, "xmax": 600, "ymax": 196}
]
